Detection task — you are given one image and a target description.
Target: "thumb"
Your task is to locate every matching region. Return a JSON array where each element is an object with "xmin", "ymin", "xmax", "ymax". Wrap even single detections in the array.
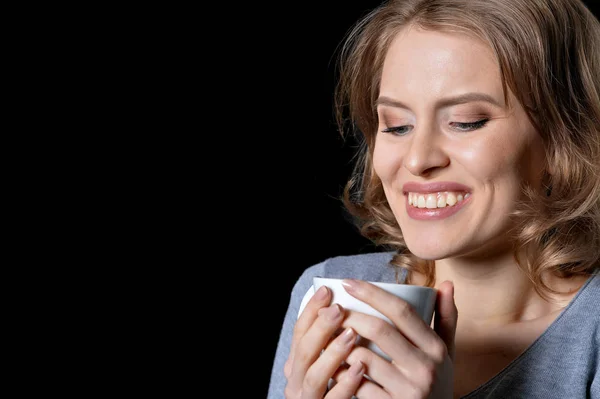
[{"xmin": 434, "ymin": 280, "xmax": 458, "ymax": 360}]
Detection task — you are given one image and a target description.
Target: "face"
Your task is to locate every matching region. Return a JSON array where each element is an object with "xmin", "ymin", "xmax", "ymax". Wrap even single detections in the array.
[{"xmin": 373, "ymin": 27, "xmax": 546, "ymax": 260}]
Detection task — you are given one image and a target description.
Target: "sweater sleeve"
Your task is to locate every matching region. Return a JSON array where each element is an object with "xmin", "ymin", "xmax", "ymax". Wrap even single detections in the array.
[
  {"xmin": 592, "ymin": 324, "xmax": 600, "ymax": 398},
  {"xmin": 266, "ymin": 261, "xmax": 326, "ymax": 399}
]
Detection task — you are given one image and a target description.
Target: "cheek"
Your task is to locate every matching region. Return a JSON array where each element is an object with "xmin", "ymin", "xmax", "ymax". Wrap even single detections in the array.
[
  {"xmin": 461, "ymin": 141, "xmax": 508, "ymax": 180},
  {"xmin": 373, "ymin": 137, "xmax": 404, "ymax": 181},
  {"xmin": 455, "ymin": 133, "xmax": 532, "ymax": 183}
]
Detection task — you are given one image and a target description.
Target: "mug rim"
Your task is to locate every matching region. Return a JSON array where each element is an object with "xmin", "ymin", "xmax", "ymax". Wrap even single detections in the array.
[{"xmin": 313, "ymin": 276, "xmax": 438, "ymax": 293}]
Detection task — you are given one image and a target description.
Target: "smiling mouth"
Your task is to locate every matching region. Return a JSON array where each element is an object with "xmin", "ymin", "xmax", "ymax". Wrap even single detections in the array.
[{"xmin": 407, "ymin": 191, "xmax": 471, "ymax": 209}]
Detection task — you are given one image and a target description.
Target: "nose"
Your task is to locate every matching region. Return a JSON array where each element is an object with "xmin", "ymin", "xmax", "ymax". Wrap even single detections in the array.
[{"xmin": 403, "ymin": 124, "xmax": 450, "ymax": 176}]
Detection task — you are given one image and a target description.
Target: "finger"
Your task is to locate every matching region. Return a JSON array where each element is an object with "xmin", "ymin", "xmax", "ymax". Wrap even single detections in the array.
[
  {"xmin": 289, "ymin": 286, "xmax": 331, "ymax": 363},
  {"xmin": 434, "ymin": 281, "xmax": 458, "ymax": 360},
  {"xmin": 301, "ymin": 328, "xmax": 357, "ymax": 398},
  {"xmin": 354, "ymin": 379, "xmax": 392, "ymax": 399},
  {"xmin": 340, "ymin": 310, "xmax": 426, "ymax": 374},
  {"xmin": 333, "ymin": 363, "xmax": 392, "ymax": 399},
  {"xmin": 344, "ymin": 345, "xmax": 413, "ymax": 396},
  {"xmin": 341, "ymin": 279, "xmax": 443, "ymax": 358},
  {"xmin": 325, "ymin": 361, "xmax": 367, "ymax": 399},
  {"xmin": 288, "ymin": 304, "xmax": 345, "ymax": 391}
]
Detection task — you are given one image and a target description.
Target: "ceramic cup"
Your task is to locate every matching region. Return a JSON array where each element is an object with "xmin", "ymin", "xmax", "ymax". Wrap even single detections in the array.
[{"xmin": 298, "ymin": 277, "xmax": 437, "ymax": 362}]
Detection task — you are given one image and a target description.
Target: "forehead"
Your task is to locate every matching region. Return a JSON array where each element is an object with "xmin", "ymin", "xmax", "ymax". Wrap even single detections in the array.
[{"xmin": 380, "ymin": 27, "xmax": 504, "ymax": 102}]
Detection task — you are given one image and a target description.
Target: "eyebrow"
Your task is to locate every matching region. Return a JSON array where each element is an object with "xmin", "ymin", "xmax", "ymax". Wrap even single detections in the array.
[{"xmin": 376, "ymin": 92, "xmax": 504, "ymax": 110}]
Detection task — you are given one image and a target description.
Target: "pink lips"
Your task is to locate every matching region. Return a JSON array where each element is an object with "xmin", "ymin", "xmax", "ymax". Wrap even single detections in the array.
[{"xmin": 402, "ymin": 181, "xmax": 472, "ymax": 221}]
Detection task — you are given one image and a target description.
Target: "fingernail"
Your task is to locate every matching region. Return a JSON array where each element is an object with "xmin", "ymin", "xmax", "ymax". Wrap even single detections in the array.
[
  {"xmin": 347, "ymin": 361, "xmax": 364, "ymax": 378},
  {"xmin": 315, "ymin": 286, "xmax": 328, "ymax": 300},
  {"xmin": 318, "ymin": 304, "xmax": 341, "ymax": 321},
  {"xmin": 341, "ymin": 279, "xmax": 359, "ymax": 294},
  {"xmin": 339, "ymin": 327, "xmax": 355, "ymax": 345}
]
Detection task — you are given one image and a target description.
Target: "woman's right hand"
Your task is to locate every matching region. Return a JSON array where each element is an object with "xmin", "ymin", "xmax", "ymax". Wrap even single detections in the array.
[{"xmin": 284, "ymin": 286, "xmax": 364, "ymax": 398}]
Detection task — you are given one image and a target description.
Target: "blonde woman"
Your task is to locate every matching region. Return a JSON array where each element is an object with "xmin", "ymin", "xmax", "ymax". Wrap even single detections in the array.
[{"xmin": 268, "ymin": 0, "xmax": 600, "ymax": 398}]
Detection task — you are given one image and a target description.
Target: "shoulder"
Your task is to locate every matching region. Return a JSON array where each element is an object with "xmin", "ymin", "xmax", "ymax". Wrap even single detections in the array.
[
  {"xmin": 308, "ymin": 251, "xmax": 400, "ymax": 282},
  {"xmin": 558, "ymin": 272, "xmax": 600, "ymax": 327},
  {"xmin": 290, "ymin": 251, "xmax": 400, "ymax": 302},
  {"xmin": 287, "ymin": 250, "xmax": 401, "ymax": 320},
  {"xmin": 556, "ymin": 271, "xmax": 600, "ymax": 346},
  {"xmin": 581, "ymin": 273, "xmax": 600, "ymax": 334},
  {"xmin": 573, "ymin": 272, "xmax": 600, "ymax": 321}
]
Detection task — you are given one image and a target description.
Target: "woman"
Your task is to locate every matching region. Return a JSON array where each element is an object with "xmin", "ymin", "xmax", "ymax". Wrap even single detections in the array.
[{"xmin": 268, "ymin": 0, "xmax": 600, "ymax": 397}]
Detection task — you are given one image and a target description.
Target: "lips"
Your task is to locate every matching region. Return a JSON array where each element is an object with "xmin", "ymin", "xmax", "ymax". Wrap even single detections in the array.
[
  {"xmin": 402, "ymin": 182, "xmax": 472, "ymax": 220},
  {"xmin": 402, "ymin": 181, "xmax": 472, "ymax": 193}
]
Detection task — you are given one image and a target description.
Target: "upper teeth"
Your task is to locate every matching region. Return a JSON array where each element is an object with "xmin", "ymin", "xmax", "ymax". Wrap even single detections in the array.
[{"xmin": 408, "ymin": 192, "xmax": 470, "ymax": 208}]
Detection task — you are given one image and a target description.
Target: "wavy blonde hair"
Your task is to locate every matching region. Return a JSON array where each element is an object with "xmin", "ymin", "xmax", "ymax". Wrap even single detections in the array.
[{"xmin": 334, "ymin": 0, "xmax": 600, "ymax": 297}]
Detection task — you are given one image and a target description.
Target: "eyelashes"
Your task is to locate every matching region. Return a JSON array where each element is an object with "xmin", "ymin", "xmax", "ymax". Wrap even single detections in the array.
[
  {"xmin": 381, "ymin": 125, "xmax": 412, "ymax": 135},
  {"xmin": 450, "ymin": 119, "xmax": 489, "ymax": 131},
  {"xmin": 381, "ymin": 118, "xmax": 490, "ymax": 136}
]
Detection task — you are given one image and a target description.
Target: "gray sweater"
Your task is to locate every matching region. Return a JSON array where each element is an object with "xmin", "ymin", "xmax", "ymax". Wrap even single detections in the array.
[{"xmin": 268, "ymin": 252, "xmax": 600, "ymax": 398}]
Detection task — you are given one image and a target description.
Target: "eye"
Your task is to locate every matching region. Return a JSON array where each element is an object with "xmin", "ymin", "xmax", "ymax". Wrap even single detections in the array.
[
  {"xmin": 381, "ymin": 125, "xmax": 412, "ymax": 136},
  {"xmin": 449, "ymin": 118, "xmax": 489, "ymax": 132}
]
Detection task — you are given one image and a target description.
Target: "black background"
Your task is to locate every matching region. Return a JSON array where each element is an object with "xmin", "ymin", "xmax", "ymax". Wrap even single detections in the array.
[
  {"xmin": 246, "ymin": 2, "xmax": 383, "ymax": 395},
  {"xmin": 249, "ymin": 1, "xmax": 600, "ymax": 396}
]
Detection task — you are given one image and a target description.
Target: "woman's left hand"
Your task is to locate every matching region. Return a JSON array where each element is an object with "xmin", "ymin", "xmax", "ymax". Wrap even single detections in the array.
[{"xmin": 333, "ymin": 279, "xmax": 458, "ymax": 398}]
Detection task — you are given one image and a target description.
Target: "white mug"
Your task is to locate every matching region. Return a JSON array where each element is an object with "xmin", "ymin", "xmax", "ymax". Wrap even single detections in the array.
[{"xmin": 298, "ymin": 277, "xmax": 437, "ymax": 362}]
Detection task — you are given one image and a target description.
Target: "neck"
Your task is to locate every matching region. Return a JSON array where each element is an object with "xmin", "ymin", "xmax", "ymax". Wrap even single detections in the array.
[
  {"xmin": 425, "ymin": 249, "xmax": 580, "ymax": 328},
  {"xmin": 411, "ymin": 245, "xmax": 589, "ymax": 328},
  {"xmin": 437, "ymin": 253, "xmax": 541, "ymax": 326}
]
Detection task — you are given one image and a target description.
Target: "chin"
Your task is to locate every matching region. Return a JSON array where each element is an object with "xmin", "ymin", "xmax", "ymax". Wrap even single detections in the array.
[{"xmin": 404, "ymin": 239, "xmax": 454, "ymax": 261}]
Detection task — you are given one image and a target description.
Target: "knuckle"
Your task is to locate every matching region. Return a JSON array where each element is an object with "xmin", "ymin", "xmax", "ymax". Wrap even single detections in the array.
[
  {"xmin": 395, "ymin": 300, "xmax": 415, "ymax": 319},
  {"xmin": 430, "ymin": 339, "xmax": 448, "ymax": 363},
  {"xmin": 302, "ymin": 369, "xmax": 320, "ymax": 392},
  {"xmin": 346, "ymin": 345, "xmax": 372, "ymax": 365},
  {"xmin": 366, "ymin": 317, "xmax": 392, "ymax": 339},
  {"xmin": 419, "ymin": 359, "xmax": 437, "ymax": 384},
  {"xmin": 294, "ymin": 340, "xmax": 313, "ymax": 366},
  {"xmin": 296, "ymin": 346, "xmax": 312, "ymax": 366}
]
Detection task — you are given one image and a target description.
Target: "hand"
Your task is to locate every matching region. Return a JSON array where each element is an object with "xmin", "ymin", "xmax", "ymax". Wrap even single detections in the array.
[
  {"xmin": 284, "ymin": 285, "xmax": 366, "ymax": 398},
  {"xmin": 335, "ymin": 279, "xmax": 458, "ymax": 398}
]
